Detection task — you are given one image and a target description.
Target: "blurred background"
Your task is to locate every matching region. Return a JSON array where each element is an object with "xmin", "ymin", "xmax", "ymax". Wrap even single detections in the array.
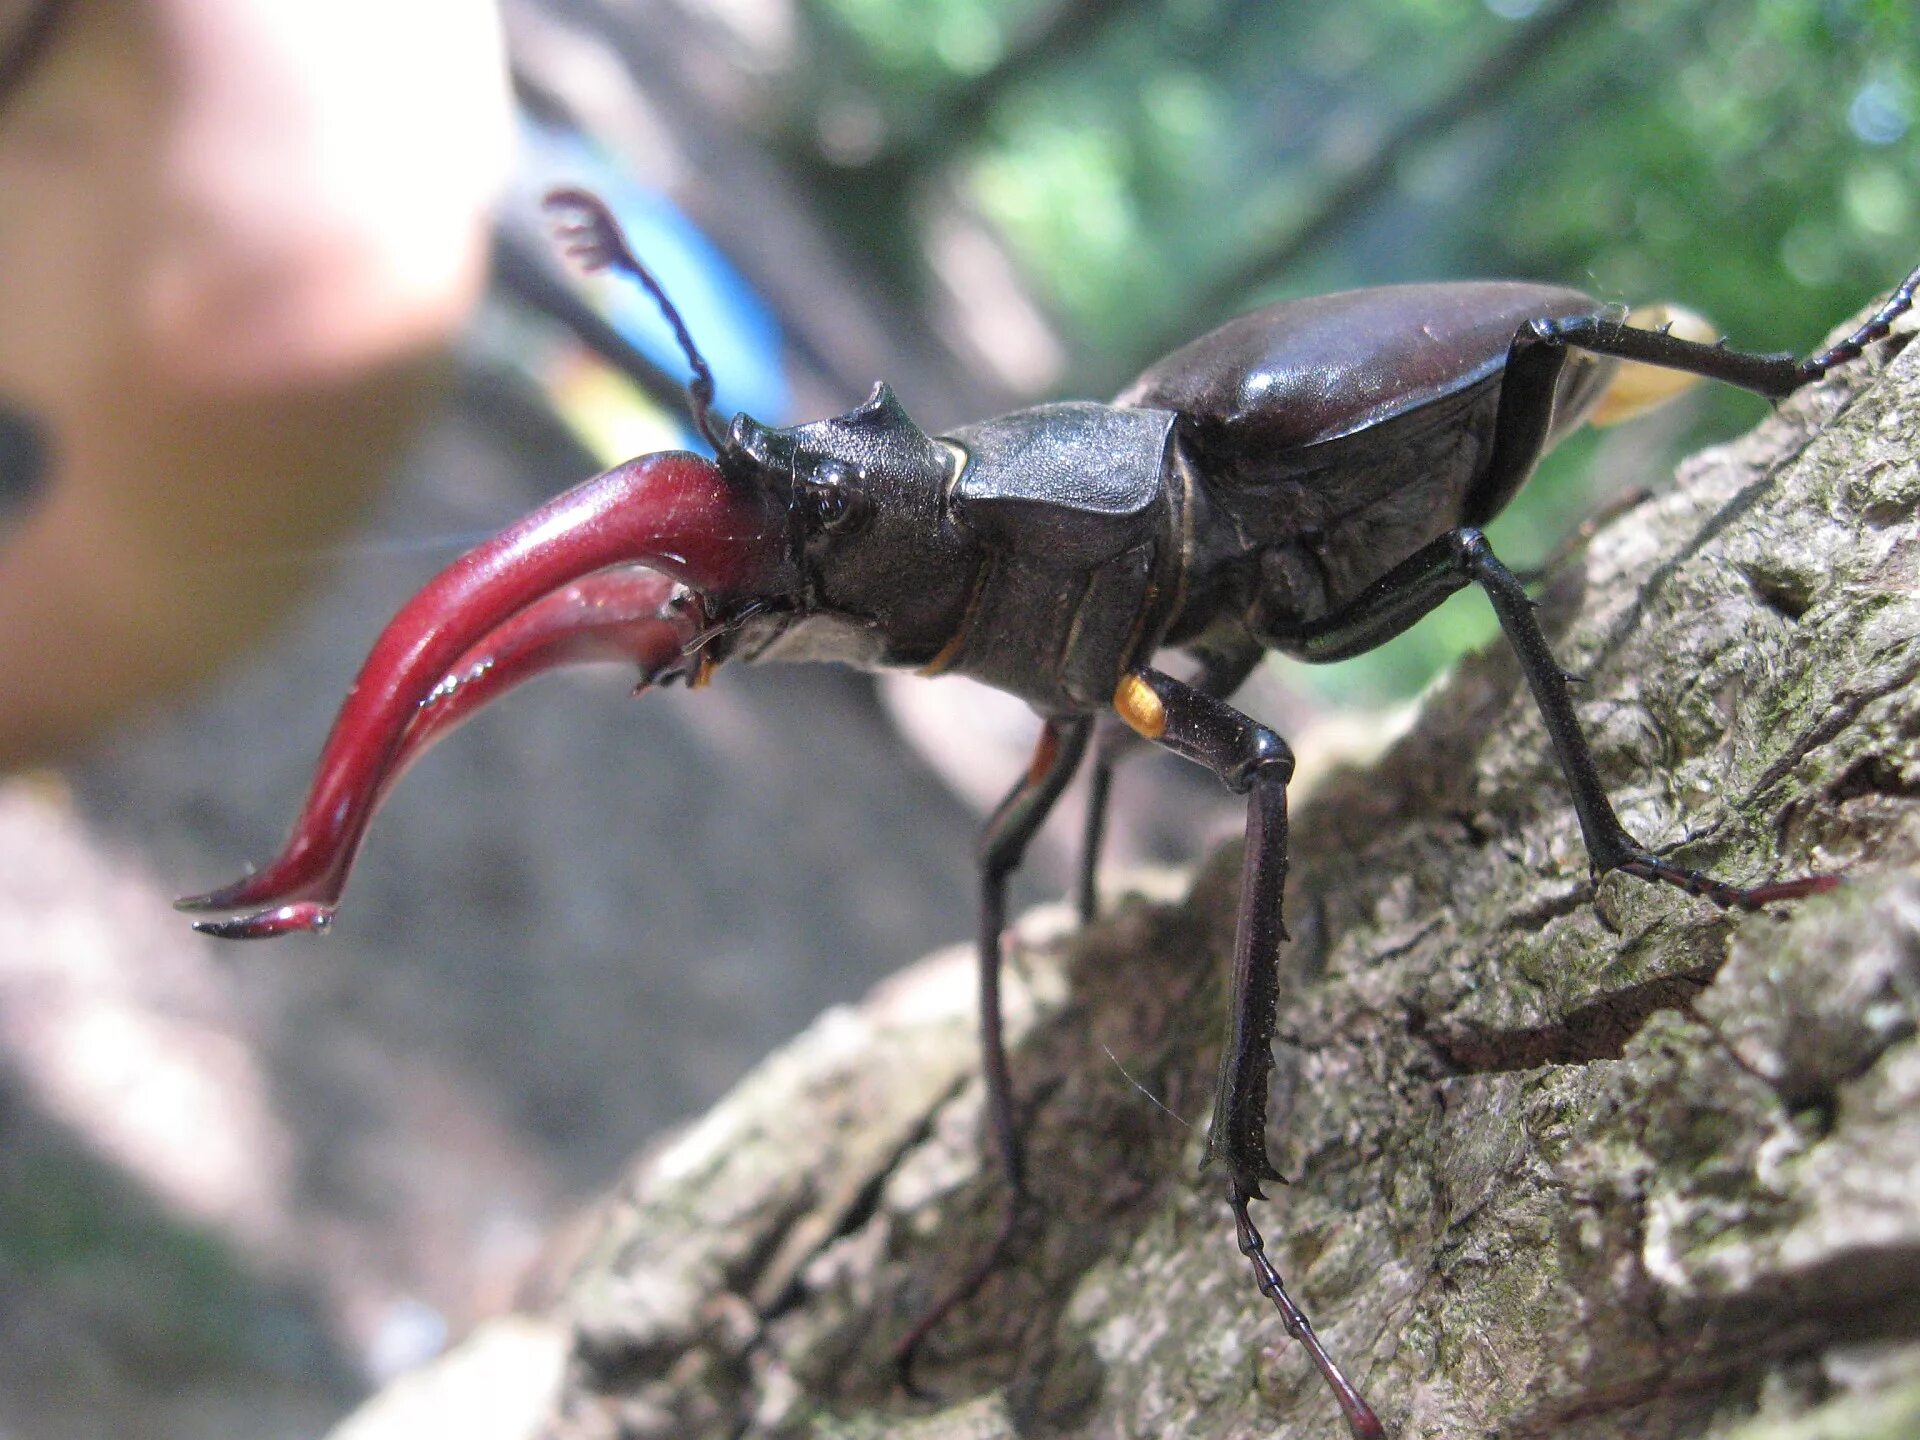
[{"xmin": 0, "ymin": 0, "xmax": 1912, "ymax": 1435}]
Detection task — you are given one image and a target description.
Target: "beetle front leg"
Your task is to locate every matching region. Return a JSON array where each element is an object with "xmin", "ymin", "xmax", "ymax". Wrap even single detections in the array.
[
  {"xmin": 1271, "ymin": 528, "xmax": 1837, "ymax": 909},
  {"xmin": 895, "ymin": 715, "xmax": 1091, "ymax": 1380},
  {"xmin": 1077, "ymin": 638, "xmax": 1264, "ymax": 922},
  {"xmin": 1113, "ymin": 669, "xmax": 1382, "ymax": 1440}
]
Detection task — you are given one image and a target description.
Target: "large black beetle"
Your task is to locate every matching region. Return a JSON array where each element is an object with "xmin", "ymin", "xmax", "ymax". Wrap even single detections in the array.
[{"xmin": 182, "ymin": 189, "xmax": 1918, "ymax": 1437}]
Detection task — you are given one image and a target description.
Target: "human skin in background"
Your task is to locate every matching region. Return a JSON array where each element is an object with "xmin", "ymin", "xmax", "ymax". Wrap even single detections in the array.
[{"xmin": 0, "ymin": 0, "xmax": 512, "ymax": 767}]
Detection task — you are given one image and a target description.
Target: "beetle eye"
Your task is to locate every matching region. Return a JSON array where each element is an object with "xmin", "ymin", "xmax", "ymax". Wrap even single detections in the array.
[{"xmin": 803, "ymin": 464, "xmax": 871, "ymax": 535}]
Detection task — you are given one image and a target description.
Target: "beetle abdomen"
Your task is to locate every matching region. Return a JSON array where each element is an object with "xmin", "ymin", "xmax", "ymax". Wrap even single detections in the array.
[
  {"xmin": 1134, "ymin": 283, "xmax": 1615, "ymax": 632},
  {"xmin": 1118, "ymin": 282, "xmax": 1601, "ymax": 465}
]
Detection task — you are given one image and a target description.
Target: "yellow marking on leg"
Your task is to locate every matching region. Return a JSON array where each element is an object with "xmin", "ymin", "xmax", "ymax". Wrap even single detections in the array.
[{"xmin": 1113, "ymin": 674, "xmax": 1166, "ymax": 740}]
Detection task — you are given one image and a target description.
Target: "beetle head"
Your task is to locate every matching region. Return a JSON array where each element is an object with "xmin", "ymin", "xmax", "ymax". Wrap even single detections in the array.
[
  {"xmin": 715, "ymin": 384, "xmax": 974, "ymax": 669},
  {"xmin": 180, "ymin": 191, "xmax": 975, "ymax": 937},
  {"xmin": 178, "ymin": 391, "xmax": 979, "ymax": 938}
]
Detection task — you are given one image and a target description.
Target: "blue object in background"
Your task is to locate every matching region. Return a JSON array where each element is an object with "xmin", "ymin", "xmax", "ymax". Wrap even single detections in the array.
[{"xmin": 516, "ymin": 114, "xmax": 791, "ymax": 438}]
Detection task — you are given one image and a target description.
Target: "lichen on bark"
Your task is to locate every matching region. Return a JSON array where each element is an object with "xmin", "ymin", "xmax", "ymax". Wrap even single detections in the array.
[{"xmin": 538, "ymin": 314, "xmax": 1920, "ymax": 1440}]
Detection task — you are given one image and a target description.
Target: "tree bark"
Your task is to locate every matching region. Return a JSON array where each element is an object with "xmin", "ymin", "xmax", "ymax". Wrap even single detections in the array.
[{"xmin": 501, "ymin": 312, "xmax": 1920, "ymax": 1440}]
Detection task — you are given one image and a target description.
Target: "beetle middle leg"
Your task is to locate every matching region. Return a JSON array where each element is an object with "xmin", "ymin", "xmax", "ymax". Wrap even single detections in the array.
[
  {"xmin": 895, "ymin": 714, "xmax": 1091, "ymax": 1380},
  {"xmin": 1271, "ymin": 527, "xmax": 1836, "ymax": 908}
]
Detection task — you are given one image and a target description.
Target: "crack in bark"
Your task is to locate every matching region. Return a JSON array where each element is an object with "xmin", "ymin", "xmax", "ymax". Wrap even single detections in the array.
[
  {"xmin": 1539, "ymin": 351, "xmax": 1901, "ymax": 747},
  {"xmin": 1740, "ymin": 563, "xmax": 1817, "ymax": 622},
  {"xmin": 1829, "ymin": 752, "xmax": 1920, "ymax": 803},
  {"xmin": 1497, "ymin": 879, "xmax": 1597, "ymax": 934},
  {"xmin": 1426, "ymin": 965, "xmax": 1717, "ymax": 1073},
  {"xmin": 1750, "ymin": 660, "xmax": 1920, "ymax": 804},
  {"xmin": 1511, "ymin": 1252, "xmax": 1920, "ymax": 1438}
]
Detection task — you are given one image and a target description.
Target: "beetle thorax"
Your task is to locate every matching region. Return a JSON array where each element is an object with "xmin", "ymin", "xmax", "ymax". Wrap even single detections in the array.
[{"xmin": 725, "ymin": 386, "xmax": 981, "ymax": 672}]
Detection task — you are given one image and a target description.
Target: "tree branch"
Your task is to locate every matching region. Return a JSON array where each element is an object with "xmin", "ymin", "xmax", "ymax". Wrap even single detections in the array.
[{"xmin": 353, "ymin": 306, "xmax": 1920, "ymax": 1440}]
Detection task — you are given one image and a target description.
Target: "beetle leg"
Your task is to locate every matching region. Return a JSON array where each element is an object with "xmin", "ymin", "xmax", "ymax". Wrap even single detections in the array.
[
  {"xmin": 1527, "ymin": 258, "xmax": 1920, "ymax": 400},
  {"xmin": 1078, "ymin": 639, "xmax": 1263, "ymax": 921},
  {"xmin": 979, "ymin": 716, "xmax": 1094, "ymax": 1205},
  {"xmin": 1076, "ymin": 719, "xmax": 1125, "ymax": 922},
  {"xmin": 1113, "ymin": 671, "xmax": 1293, "ymax": 1197},
  {"xmin": 894, "ymin": 715, "xmax": 1091, "ymax": 1383},
  {"xmin": 1268, "ymin": 528, "xmax": 1839, "ymax": 909},
  {"xmin": 1112, "ymin": 668, "xmax": 1382, "ymax": 1440},
  {"xmin": 1798, "ymin": 261, "xmax": 1920, "ymax": 378}
]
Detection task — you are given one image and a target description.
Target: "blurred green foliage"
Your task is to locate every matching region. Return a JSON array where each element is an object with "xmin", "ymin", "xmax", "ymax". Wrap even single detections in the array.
[{"xmin": 797, "ymin": 0, "xmax": 1914, "ymax": 699}]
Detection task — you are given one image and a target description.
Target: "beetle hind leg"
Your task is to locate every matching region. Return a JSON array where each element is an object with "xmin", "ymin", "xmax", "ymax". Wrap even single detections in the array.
[
  {"xmin": 1529, "ymin": 258, "xmax": 1920, "ymax": 401},
  {"xmin": 1800, "ymin": 259, "xmax": 1920, "ymax": 379},
  {"xmin": 1582, "ymin": 304, "xmax": 1718, "ymax": 426},
  {"xmin": 1267, "ymin": 528, "xmax": 1838, "ymax": 907}
]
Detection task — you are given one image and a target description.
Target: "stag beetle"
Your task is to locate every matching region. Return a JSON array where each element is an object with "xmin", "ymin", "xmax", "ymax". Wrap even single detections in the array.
[{"xmin": 181, "ymin": 187, "xmax": 1919, "ymax": 1438}]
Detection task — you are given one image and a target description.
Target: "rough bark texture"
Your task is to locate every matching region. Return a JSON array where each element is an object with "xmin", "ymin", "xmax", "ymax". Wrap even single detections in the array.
[{"xmin": 508, "ymin": 314, "xmax": 1920, "ymax": 1440}]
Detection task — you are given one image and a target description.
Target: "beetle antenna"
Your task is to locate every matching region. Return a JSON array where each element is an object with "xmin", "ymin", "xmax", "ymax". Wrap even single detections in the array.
[{"xmin": 544, "ymin": 187, "xmax": 729, "ymax": 450}]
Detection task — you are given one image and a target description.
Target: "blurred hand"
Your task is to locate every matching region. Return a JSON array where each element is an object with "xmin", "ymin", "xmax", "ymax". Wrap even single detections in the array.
[{"xmin": 0, "ymin": 0, "xmax": 512, "ymax": 766}]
